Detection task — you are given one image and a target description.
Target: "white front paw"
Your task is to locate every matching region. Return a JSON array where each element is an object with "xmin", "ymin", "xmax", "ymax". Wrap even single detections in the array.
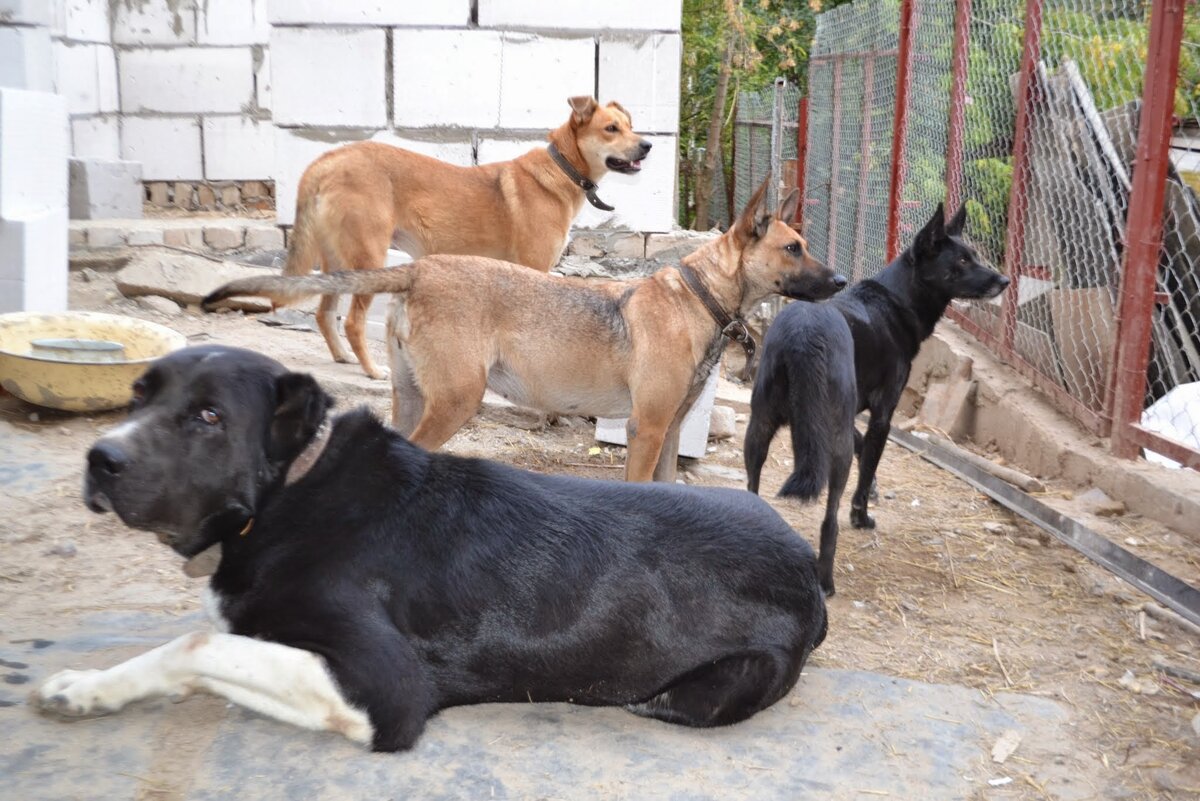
[{"xmin": 33, "ymin": 669, "xmax": 122, "ymax": 718}]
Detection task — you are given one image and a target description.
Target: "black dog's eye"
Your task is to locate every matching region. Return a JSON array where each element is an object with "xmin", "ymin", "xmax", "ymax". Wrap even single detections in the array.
[
  {"xmin": 785, "ymin": 242, "xmax": 801, "ymax": 254},
  {"xmin": 130, "ymin": 380, "xmax": 147, "ymax": 405},
  {"xmin": 605, "ymin": 124, "xmax": 619, "ymax": 133},
  {"xmin": 198, "ymin": 408, "xmax": 221, "ymax": 426}
]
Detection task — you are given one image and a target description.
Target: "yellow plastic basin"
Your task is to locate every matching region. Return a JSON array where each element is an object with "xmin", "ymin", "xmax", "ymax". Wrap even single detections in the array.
[{"xmin": 0, "ymin": 311, "xmax": 186, "ymax": 411}]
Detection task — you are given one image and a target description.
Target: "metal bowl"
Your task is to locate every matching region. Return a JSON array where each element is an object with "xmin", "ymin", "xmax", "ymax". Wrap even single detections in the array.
[{"xmin": 0, "ymin": 311, "xmax": 186, "ymax": 411}]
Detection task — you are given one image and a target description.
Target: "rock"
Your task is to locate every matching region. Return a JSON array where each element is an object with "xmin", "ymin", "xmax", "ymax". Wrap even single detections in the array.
[
  {"xmin": 1192, "ymin": 711, "xmax": 1200, "ymax": 739},
  {"xmin": 707, "ymin": 405, "xmax": 737, "ymax": 441},
  {"xmin": 882, "ymin": 490, "xmax": 896, "ymax": 500},
  {"xmin": 991, "ymin": 729, "xmax": 1021, "ymax": 764},
  {"xmin": 684, "ymin": 463, "xmax": 747, "ymax": 484},
  {"xmin": 983, "ymin": 521, "xmax": 1009, "ymax": 535},
  {"xmin": 1077, "ymin": 487, "xmax": 1126, "ymax": 517},
  {"xmin": 115, "ymin": 251, "xmax": 273, "ymax": 312},
  {"xmin": 1117, "ymin": 669, "xmax": 1159, "ymax": 696},
  {"xmin": 46, "ymin": 541, "xmax": 77, "ymax": 557},
  {"xmin": 644, "ymin": 229, "xmax": 720, "ymax": 263},
  {"xmin": 79, "ymin": 267, "xmax": 102, "ymax": 283},
  {"xmin": 135, "ymin": 295, "xmax": 182, "ymax": 317}
]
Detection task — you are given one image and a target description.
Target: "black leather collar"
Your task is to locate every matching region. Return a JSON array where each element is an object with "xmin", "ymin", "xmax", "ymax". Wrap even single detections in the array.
[
  {"xmin": 548, "ymin": 143, "xmax": 614, "ymax": 212},
  {"xmin": 677, "ymin": 263, "xmax": 756, "ymax": 380}
]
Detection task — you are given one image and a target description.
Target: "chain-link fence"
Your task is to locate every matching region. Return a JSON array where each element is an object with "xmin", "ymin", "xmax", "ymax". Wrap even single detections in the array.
[
  {"xmin": 732, "ymin": 80, "xmax": 802, "ymax": 222},
  {"xmin": 783, "ymin": 0, "xmax": 1200, "ymax": 469}
]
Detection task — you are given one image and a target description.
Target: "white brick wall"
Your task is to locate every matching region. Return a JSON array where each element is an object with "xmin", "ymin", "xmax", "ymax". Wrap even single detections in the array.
[
  {"xmin": 393, "ymin": 29, "xmax": 502, "ymax": 128},
  {"xmin": 255, "ymin": 48, "xmax": 271, "ymax": 110},
  {"xmin": 271, "ymin": 27, "xmax": 386, "ymax": 127},
  {"xmin": 573, "ymin": 134, "xmax": 676, "ymax": 232},
  {"xmin": 599, "ymin": 34, "xmax": 681, "ymax": 133},
  {"xmin": 204, "ymin": 117, "xmax": 275, "ymax": 180},
  {"xmin": 476, "ymin": 137, "xmax": 543, "ymax": 166},
  {"xmin": 0, "ymin": 26, "xmax": 54, "ymax": 92},
  {"xmin": 121, "ymin": 117, "xmax": 202, "ymax": 180},
  {"xmin": 53, "ymin": 42, "xmax": 117, "ymax": 114},
  {"xmin": 199, "ymin": 0, "xmax": 269, "ymax": 45},
  {"xmin": 112, "ymin": 0, "xmax": 197, "ymax": 46},
  {"xmin": 273, "ymin": 129, "xmax": 359, "ymax": 225},
  {"xmin": 499, "ymin": 34, "xmax": 595, "ymax": 129},
  {"xmin": 0, "ymin": 0, "xmax": 51, "ymax": 25},
  {"xmin": 62, "ymin": 0, "xmax": 108, "ymax": 43},
  {"xmin": 372, "ymin": 132, "xmax": 473, "ymax": 166},
  {"xmin": 71, "ymin": 115, "xmax": 120, "ymax": 160},
  {"xmin": 269, "ymin": 0, "xmax": 471, "ymax": 26},
  {"xmin": 479, "ymin": 0, "xmax": 682, "ymax": 32},
  {"xmin": 119, "ymin": 48, "xmax": 254, "ymax": 114},
  {"xmin": 0, "ymin": 88, "xmax": 69, "ymax": 219}
]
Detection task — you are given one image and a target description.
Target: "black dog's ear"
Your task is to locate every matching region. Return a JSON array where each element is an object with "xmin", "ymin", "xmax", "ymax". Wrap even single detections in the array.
[
  {"xmin": 946, "ymin": 202, "xmax": 967, "ymax": 237},
  {"xmin": 268, "ymin": 372, "xmax": 334, "ymax": 463},
  {"xmin": 913, "ymin": 202, "xmax": 947, "ymax": 258}
]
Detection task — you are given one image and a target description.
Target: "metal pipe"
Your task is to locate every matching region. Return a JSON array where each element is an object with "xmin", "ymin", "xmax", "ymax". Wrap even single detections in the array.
[
  {"xmin": 852, "ymin": 55, "xmax": 877, "ymax": 281},
  {"xmin": 885, "ymin": 0, "xmax": 916, "ymax": 260},
  {"xmin": 945, "ymin": 0, "xmax": 973, "ymax": 213}
]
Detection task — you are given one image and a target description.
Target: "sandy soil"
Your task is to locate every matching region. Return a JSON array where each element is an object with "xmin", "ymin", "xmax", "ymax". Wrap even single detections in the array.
[{"xmin": 1, "ymin": 268, "xmax": 1198, "ymax": 800}]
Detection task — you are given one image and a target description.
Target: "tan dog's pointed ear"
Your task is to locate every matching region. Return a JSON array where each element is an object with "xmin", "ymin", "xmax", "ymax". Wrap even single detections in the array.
[
  {"xmin": 734, "ymin": 177, "xmax": 772, "ymax": 247},
  {"xmin": 606, "ymin": 100, "xmax": 632, "ymax": 126},
  {"xmin": 568, "ymin": 96, "xmax": 599, "ymax": 125},
  {"xmin": 778, "ymin": 189, "xmax": 800, "ymax": 223}
]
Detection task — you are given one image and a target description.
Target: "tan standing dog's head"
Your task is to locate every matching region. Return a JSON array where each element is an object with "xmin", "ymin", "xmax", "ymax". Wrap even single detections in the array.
[
  {"xmin": 725, "ymin": 178, "xmax": 846, "ymax": 309},
  {"xmin": 564, "ymin": 96, "xmax": 652, "ymax": 179}
]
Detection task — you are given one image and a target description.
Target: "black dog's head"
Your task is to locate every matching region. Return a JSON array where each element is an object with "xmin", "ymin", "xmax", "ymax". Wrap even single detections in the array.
[
  {"xmin": 84, "ymin": 346, "xmax": 333, "ymax": 557},
  {"xmin": 911, "ymin": 202, "xmax": 1010, "ymax": 300}
]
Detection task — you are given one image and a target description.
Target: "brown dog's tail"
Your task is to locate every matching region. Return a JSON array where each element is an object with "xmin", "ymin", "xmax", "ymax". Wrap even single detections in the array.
[
  {"xmin": 202, "ymin": 269, "xmax": 415, "ymax": 311},
  {"xmin": 283, "ymin": 184, "xmax": 321, "ymax": 277}
]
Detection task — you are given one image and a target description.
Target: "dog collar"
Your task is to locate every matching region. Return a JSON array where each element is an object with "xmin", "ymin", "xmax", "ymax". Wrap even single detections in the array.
[
  {"xmin": 547, "ymin": 143, "xmax": 615, "ymax": 212},
  {"xmin": 677, "ymin": 264, "xmax": 757, "ymax": 381},
  {"xmin": 285, "ymin": 418, "xmax": 332, "ymax": 487}
]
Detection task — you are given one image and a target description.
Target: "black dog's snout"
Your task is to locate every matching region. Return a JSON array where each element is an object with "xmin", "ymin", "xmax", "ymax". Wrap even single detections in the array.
[
  {"xmin": 638, "ymin": 140, "xmax": 652, "ymax": 156},
  {"xmin": 996, "ymin": 275, "xmax": 1012, "ymax": 288},
  {"xmin": 833, "ymin": 274, "xmax": 848, "ymax": 289},
  {"xmin": 88, "ymin": 441, "xmax": 129, "ymax": 478}
]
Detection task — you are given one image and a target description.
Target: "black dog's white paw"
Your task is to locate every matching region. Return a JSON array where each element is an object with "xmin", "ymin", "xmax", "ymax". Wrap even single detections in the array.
[{"xmin": 32, "ymin": 669, "xmax": 119, "ymax": 718}]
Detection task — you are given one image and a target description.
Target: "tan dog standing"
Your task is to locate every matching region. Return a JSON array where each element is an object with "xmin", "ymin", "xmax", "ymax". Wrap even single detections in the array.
[
  {"xmin": 285, "ymin": 96, "xmax": 650, "ymax": 379},
  {"xmin": 205, "ymin": 180, "xmax": 845, "ymax": 482}
]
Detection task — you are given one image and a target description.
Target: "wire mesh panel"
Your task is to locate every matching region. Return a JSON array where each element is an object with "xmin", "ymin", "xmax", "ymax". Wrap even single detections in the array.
[{"xmin": 732, "ymin": 82, "xmax": 802, "ymax": 217}]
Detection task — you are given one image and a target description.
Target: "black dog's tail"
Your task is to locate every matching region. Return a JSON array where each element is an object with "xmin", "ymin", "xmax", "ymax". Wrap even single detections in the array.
[{"xmin": 776, "ymin": 353, "xmax": 836, "ymax": 502}]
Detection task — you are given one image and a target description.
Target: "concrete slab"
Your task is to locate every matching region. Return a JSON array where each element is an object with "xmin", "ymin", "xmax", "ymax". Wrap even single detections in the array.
[{"xmin": 0, "ymin": 611, "xmax": 1068, "ymax": 801}]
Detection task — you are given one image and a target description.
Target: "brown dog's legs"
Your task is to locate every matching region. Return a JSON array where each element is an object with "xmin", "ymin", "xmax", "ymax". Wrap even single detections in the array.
[
  {"xmin": 388, "ymin": 341, "xmax": 424, "ymax": 436},
  {"xmin": 316, "ymin": 295, "xmax": 353, "ymax": 364},
  {"xmin": 345, "ymin": 294, "xmax": 388, "ymax": 380},
  {"xmin": 651, "ymin": 424, "xmax": 682, "ymax": 483},
  {"xmin": 405, "ymin": 366, "xmax": 488, "ymax": 452},
  {"xmin": 624, "ymin": 412, "xmax": 673, "ymax": 482}
]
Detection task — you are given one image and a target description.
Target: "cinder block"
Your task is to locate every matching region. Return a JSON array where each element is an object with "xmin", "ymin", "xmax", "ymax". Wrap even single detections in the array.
[
  {"xmin": 573, "ymin": 134, "xmax": 676, "ymax": 233},
  {"xmin": 0, "ymin": 208, "xmax": 69, "ymax": 313},
  {"xmin": 594, "ymin": 365, "xmax": 719, "ymax": 460},
  {"xmin": 68, "ymin": 158, "xmax": 143, "ymax": 220},
  {"xmin": 0, "ymin": 26, "xmax": 54, "ymax": 92},
  {"xmin": 254, "ymin": 47, "xmax": 270, "ymax": 109},
  {"xmin": 71, "ymin": 115, "xmax": 120, "ymax": 159},
  {"xmin": 479, "ymin": 0, "xmax": 682, "ymax": 32},
  {"xmin": 476, "ymin": 137, "xmax": 542, "ymax": 166},
  {"xmin": 119, "ymin": 48, "xmax": 253, "ymax": 114},
  {"xmin": 0, "ymin": 0, "xmax": 52, "ymax": 26},
  {"xmin": 269, "ymin": 0, "xmax": 470, "ymax": 26},
  {"xmin": 53, "ymin": 42, "xmax": 118, "ymax": 114},
  {"xmin": 198, "ymin": 0, "xmax": 268, "ymax": 45},
  {"xmin": 270, "ymin": 27, "xmax": 385, "ymax": 127},
  {"xmin": 0, "ymin": 88, "xmax": 69, "ymax": 219},
  {"xmin": 112, "ymin": 0, "xmax": 196, "ymax": 45},
  {"xmin": 598, "ymin": 34, "xmax": 681, "ymax": 133},
  {"xmin": 121, "ymin": 116, "xmax": 202, "ymax": 180},
  {"xmin": 499, "ymin": 34, "xmax": 594, "ymax": 129},
  {"xmin": 203, "ymin": 117, "xmax": 274, "ymax": 180},
  {"xmin": 62, "ymin": 0, "xmax": 109, "ymax": 43},
  {"xmin": 392, "ymin": 29, "xmax": 501, "ymax": 128}
]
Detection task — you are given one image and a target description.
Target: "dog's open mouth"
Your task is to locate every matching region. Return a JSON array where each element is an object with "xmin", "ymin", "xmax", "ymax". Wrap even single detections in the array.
[{"xmin": 606, "ymin": 157, "xmax": 643, "ymax": 174}]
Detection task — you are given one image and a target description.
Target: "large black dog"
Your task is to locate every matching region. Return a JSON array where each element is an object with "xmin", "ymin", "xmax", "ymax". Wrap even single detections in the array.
[
  {"xmin": 744, "ymin": 203, "xmax": 1010, "ymax": 594},
  {"xmin": 33, "ymin": 346, "xmax": 827, "ymax": 752}
]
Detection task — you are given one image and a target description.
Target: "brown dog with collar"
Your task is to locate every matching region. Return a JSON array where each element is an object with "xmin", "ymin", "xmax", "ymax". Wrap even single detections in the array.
[
  {"xmin": 285, "ymin": 96, "xmax": 650, "ymax": 380},
  {"xmin": 205, "ymin": 180, "xmax": 844, "ymax": 482}
]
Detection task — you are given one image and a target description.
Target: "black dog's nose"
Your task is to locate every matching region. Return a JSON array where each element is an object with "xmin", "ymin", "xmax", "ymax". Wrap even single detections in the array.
[
  {"xmin": 996, "ymin": 275, "xmax": 1012, "ymax": 288},
  {"xmin": 833, "ymin": 274, "xmax": 848, "ymax": 289},
  {"xmin": 88, "ymin": 442, "xmax": 129, "ymax": 477},
  {"xmin": 638, "ymin": 140, "xmax": 652, "ymax": 156}
]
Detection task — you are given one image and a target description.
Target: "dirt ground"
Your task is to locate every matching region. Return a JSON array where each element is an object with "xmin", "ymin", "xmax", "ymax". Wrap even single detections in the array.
[{"xmin": 2, "ymin": 268, "xmax": 1198, "ymax": 800}]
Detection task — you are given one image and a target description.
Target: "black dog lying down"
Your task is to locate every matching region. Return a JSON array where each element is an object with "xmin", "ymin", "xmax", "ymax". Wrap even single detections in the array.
[
  {"xmin": 745, "ymin": 203, "xmax": 1010, "ymax": 595},
  {"xmin": 33, "ymin": 346, "xmax": 827, "ymax": 752}
]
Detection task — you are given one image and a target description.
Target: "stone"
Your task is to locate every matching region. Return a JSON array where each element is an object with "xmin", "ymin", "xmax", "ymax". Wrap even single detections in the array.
[
  {"xmin": 1077, "ymin": 487, "xmax": 1126, "ymax": 518},
  {"xmin": 125, "ymin": 228, "xmax": 165, "ymax": 246},
  {"xmin": 203, "ymin": 225, "xmax": 245, "ymax": 251},
  {"xmin": 115, "ymin": 251, "xmax": 272, "ymax": 312},
  {"xmin": 197, "ymin": 185, "xmax": 217, "ymax": 209},
  {"xmin": 707, "ymin": 405, "xmax": 737, "ymax": 441},
  {"xmin": 134, "ymin": 294, "xmax": 182, "ymax": 317},
  {"xmin": 644, "ymin": 229, "xmax": 720, "ymax": 262},
  {"xmin": 220, "ymin": 185, "xmax": 241, "ymax": 207},
  {"xmin": 147, "ymin": 182, "xmax": 169, "ymax": 205},
  {"xmin": 173, "ymin": 182, "xmax": 193, "ymax": 208},
  {"xmin": 163, "ymin": 227, "xmax": 204, "ymax": 248},
  {"xmin": 68, "ymin": 228, "xmax": 86, "ymax": 247},
  {"xmin": 86, "ymin": 226, "xmax": 125, "ymax": 248},
  {"xmin": 245, "ymin": 226, "xmax": 284, "ymax": 251}
]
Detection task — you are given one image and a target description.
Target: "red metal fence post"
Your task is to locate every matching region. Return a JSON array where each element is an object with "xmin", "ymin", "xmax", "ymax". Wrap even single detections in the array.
[
  {"xmin": 826, "ymin": 57, "xmax": 846, "ymax": 270},
  {"xmin": 999, "ymin": 0, "xmax": 1043, "ymax": 353},
  {"xmin": 1109, "ymin": 0, "xmax": 1187, "ymax": 460},
  {"xmin": 885, "ymin": 0, "xmax": 916, "ymax": 260},
  {"xmin": 944, "ymin": 0, "xmax": 973, "ymax": 213},
  {"xmin": 795, "ymin": 96, "xmax": 809, "ymax": 224}
]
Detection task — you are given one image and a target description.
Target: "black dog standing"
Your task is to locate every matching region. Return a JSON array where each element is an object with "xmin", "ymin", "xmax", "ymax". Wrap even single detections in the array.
[{"xmin": 745, "ymin": 203, "xmax": 1011, "ymax": 595}]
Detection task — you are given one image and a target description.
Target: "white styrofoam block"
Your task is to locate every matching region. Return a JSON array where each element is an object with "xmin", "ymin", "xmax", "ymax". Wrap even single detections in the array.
[
  {"xmin": 479, "ymin": 0, "xmax": 682, "ymax": 32},
  {"xmin": 599, "ymin": 34, "xmax": 681, "ymax": 133},
  {"xmin": 121, "ymin": 116, "xmax": 202, "ymax": 180},
  {"xmin": 371, "ymin": 131, "xmax": 473, "ymax": 166},
  {"xmin": 52, "ymin": 42, "xmax": 118, "ymax": 114},
  {"xmin": 0, "ymin": 26, "xmax": 53, "ymax": 92},
  {"xmin": 392, "ymin": 29, "xmax": 501, "ymax": 129},
  {"xmin": 476, "ymin": 137, "xmax": 542, "ymax": 166},
  {"xmin": 594, "ymin": 365, "xmax": 719, "ymax": 460},
  {"xmin": 270, "ymin": 27, "xmax": 385, "ymax": 127},
  {"xmin": 112, "ymin": 0, "xmax": 196, "ymax": 45},
  {"xmin": 0, "ymin": 207, "xmax": 70, "ymax": 312},
  {"xmin": 199, "ymin": 0, "xmax": 268, "ymax": 45},
  {"xmin": 71, "ymin": 115, "xmax": 120, "ymax": 159},
  {"xmin": 269, "ymin": 0, "xmax": 470, "ymax": 26},
  {"xmin": 255, "ymin": 47, "xmax": 271, "ymax": 110},
  {"xmin": 499, "ymin": 34, "xmax": 594, "ymax": 129},
  {"xmin": 0, "ymin": 88, "xmax": 69, "ymax": 219},
  {"xmin": 0, "ymin": 0, "xmax": 51, "ymax": 25},
  {"xmin": 572, "ymin": 134, "xmax": 676, "ymax": 232},
  {"xmin": 203, "ymin": 116, "xmax": 275, "ymax": 180},
  {"xmin": 119, "ymin": 47, "xmax": 254, "ymax": 114},
  {"xmin": 62, "ymin": 0, "xmax": 108, "ymax": 43}
]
